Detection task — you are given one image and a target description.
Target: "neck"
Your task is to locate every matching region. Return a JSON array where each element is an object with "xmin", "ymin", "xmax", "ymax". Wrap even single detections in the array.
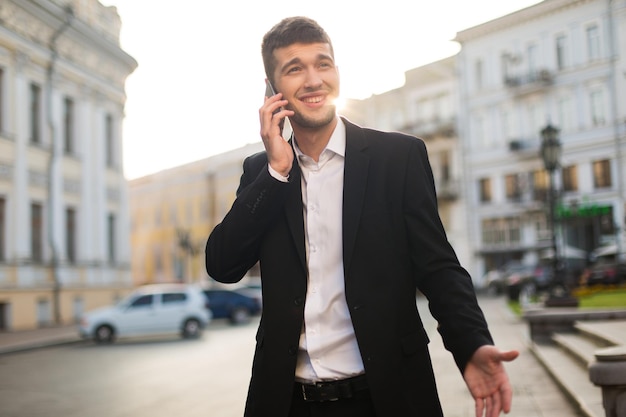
[{"xmin": 292, "ymin": 116, "xmax": 339, "ymax": 162}]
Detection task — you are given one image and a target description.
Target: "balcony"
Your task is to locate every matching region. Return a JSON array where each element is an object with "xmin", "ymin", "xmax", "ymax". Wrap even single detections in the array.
[
  {"xmin": 504, "ymin": 69, "xmax": 554, "ymax": 96},
  {"xmin": 401, "ymin": 117, "xmax": 457, "ymax": 140},
  {"xmin": 436, "ymin": 179, "xmax": 460, "ymax": 201}
]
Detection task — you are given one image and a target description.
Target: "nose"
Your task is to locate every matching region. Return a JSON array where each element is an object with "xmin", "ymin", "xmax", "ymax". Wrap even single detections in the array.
[{"xmin": 304, "ymin": 69, "xmax": 323, "ymax": 90}]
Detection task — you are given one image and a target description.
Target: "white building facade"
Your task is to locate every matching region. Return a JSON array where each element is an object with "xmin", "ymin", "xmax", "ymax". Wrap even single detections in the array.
[
  {"xmin": 0, "ymin": 0, "xmax": 136, "ymax": 330},
  {"xmin": 455, "ymin": 0, "xmax": 626, "ymax": 279}
]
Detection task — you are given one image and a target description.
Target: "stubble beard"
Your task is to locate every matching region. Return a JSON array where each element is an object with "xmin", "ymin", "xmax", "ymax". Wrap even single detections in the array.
[{"xmin": 289, "ymin": 105, "xmax": 337, "ymax": 130}]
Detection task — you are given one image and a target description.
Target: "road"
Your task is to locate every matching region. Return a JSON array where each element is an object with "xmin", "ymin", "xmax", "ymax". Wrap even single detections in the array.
[
  {"xmin": 0, "ymin": 319, "xmax": 257, "ymax": 417},
  {"xmin": 0, "ymin": 297, "xmax": 579, "ymax": 417}
]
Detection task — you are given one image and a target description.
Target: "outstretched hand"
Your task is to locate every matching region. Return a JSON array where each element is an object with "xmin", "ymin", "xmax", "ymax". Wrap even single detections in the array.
[{"xmin": 463, "ymin": 345, "xmax": 519, "ymax": 417}]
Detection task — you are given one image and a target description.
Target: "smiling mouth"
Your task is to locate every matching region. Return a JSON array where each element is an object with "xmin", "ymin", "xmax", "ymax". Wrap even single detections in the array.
[{"xmin": 301, "ymin": 96, "xmax": 324, "ymax": 104}]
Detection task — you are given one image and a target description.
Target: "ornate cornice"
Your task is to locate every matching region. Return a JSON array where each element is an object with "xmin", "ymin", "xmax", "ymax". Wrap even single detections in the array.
[
  {"xmin": 454, "ymin": 0, "xmax": 597, "ymax": 43},
  {"xmin": 0, "ymin": 0, "xmax": 136, "ymax": 87}
]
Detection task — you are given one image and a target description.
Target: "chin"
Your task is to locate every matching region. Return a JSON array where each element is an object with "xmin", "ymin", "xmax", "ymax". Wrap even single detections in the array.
[{"xmin": 292, "ymin": 107, "xmax": 336, "ymax": 129}]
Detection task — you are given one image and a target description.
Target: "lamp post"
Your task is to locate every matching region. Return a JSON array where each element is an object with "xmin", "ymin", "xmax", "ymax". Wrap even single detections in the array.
[
  {"xmin": 540, "ymin": 124, "xmax": 578, "ymax": 306},
  {"xmin": 540, "ymin": 123, "xmax": 561, "ymax": 281}
]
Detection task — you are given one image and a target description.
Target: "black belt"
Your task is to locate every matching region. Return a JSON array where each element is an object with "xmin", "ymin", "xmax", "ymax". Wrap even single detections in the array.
[{"xmin": 296, "ymin": 374, "xmax": 369, "ymax": 402}]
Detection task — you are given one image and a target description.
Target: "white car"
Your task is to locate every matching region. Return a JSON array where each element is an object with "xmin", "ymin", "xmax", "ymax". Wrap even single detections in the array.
[{"xmin": 79, "ymin": 284, "xmax": 212, "ymax": 343}]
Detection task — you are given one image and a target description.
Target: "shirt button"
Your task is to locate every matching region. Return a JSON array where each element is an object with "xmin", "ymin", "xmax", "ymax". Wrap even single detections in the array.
[
  {"xmin": 288, "ymin": 346, "xmax": 298, "ymax": 355},
  {"xmin": 294, "ymin": 297, "xmax": 304, "ymax": 306}
]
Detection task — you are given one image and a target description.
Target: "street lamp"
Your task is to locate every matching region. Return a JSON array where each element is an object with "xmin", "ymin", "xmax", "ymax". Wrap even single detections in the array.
[{"xmin": 540, "ymin": 124, "xmax": 577, "ymax": 306}]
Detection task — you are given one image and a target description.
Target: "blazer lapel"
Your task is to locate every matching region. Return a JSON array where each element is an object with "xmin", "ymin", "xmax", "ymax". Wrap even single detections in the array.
[{"xmin": 342, "ymin": 119, "xmax": 370, "ymax": 273}]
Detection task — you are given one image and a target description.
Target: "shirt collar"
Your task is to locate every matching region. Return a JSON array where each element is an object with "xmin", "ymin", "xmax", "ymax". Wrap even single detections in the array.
[{"xmin": 293, "ymin": 117, "xmax": 346, "ymax": 160}]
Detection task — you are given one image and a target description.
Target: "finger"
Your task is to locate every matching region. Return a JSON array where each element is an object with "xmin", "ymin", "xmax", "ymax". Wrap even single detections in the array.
[
  {"xmin": 485, "ymin": 395, "xmax": 494, "ymax": 417},
  {"xmin": 475, "ymin": 397, "xmax": 485, "ymax": 417},
  {"xmin": 491, "ymin": 391, "xmax": 502, "ymax": 417},
  {"xmin": 500, "ymin": 381, "xmax": 514, "ymax": 413}
]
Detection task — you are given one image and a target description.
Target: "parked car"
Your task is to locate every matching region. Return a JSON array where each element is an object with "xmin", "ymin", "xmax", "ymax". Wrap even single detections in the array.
[
  {"xmin": 203, "ymin": 289, "xmax": 261, "ymax": 325},
  {"xmin": 581, "ymin": 245, "xmax": 626, "ymax": 286},
  {"xmin": 503, "ymin": 263, "xmax": 538, "ymax": 301},
  {"xmin": 79, "ymin": 284, "xmax": 212, "ymax": 343},
  {"xmin": 483, "ymin": 269, "xmax": 505, "ymax": 296}
]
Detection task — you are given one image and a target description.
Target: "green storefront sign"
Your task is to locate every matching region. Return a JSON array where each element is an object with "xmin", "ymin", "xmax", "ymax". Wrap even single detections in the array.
[{"xmin": 556, "ymin": 203, "xmax": 611, "ymax": 219}]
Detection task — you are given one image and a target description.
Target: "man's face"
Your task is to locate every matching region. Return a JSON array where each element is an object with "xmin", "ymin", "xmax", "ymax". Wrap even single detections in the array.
[{"xmin": 272, "ymin": 42, "xmax": 339, "ymax": 130}]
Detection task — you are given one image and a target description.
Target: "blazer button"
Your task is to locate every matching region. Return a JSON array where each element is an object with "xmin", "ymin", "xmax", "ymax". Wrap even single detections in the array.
[
  {"xmin": 288, "ymin": 346, "xmax": 298, "ymax": 355},
  {"xmin": 294, "ymin": 296, "xmax": 304, "ymax": 306}
]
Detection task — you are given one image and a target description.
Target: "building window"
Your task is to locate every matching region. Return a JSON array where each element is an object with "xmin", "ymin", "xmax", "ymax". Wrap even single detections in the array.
[
  {"xmin": 479, "ymin": 178, "xmax": 492, "ymax": 203},
  {"xmin": 556, "ymin": 35, "xmax": 567, "ymax": 70},
  {"xmin": 592, "ymin": 159, "xmax": 612, "ymax": 189},
  {"xmin": 66, "ymin": 207, "xmax": 76, "ymax": 264},
  {"xmin": 475, "ymin": 59, "xmax": 483, "ymax": 90},
  {"xmin": 105, "ymin": 114, "xmax": 115, "ymax": 167},
  {"xmin": 0, "ymin": 196, "xmax": 5, "ymax": 262},
  {"xmin": 590, "ymin": 90, "xmax": 606, "ymax": 126},
  {"xmin": 0, "ymin": 67, "xmax": 4, "ymax": 134},
  {"xmin": 505, "ymin": 174, "xmax": 522, "ymax": 202},
  {"xmin": 441, "ymin": 151, "xmax": 451, "ymax": 182},
  {"xmin": 31, "ymin": 202, "xmax": 43, "ymax": 262},
  {"xmin": 107, "ymin": 213, "xmax": 116, "ymax": 263},
  {"xmin": 63, "ymin": 97, "xmax": 74, "ymax": 154},
  {"xmin": 532, "ymin": 169, "xmax": 549, "ymax": 202},
  {"xmin": 586, "ymin": 24, "xmax": 600, "ymax": 61},
  {"xmin": 30, "ymin": 83, "xmax": 42, "ymax": 145},
  {"xmin": 482, "ymin": 217, "xmax": 521, "ymax": 246},
  {"xmin": 562, "ymin": 165, "xmax": 578, "ymax": 192},
  {"xmin": 527, "ymin": 43, "xmax": 538, "ymax": 75},
  {"xmin": 558, "ymin": 97, "xmax": 574, "ymax": 132}
]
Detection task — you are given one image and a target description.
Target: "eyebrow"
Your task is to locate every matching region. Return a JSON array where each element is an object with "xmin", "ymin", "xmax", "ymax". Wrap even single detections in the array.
[{"xmin": 280, "ymin": 53, "xmax": 334, "ymax": 73}]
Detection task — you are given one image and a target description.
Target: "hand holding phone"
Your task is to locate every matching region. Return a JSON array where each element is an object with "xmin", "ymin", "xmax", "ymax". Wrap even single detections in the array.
[
  {"xmin": 265, "ymin": 80, "xmax": 283, "ymax": 115},
  {"xmin": 265, "ymin": 79, "xmax": 285, "ymax": 132}
]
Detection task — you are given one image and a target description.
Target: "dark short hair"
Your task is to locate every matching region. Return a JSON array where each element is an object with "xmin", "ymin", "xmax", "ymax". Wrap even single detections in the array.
[{"xmin": 262, "ymin": 16, "xmax": 334, "ymax": 85}]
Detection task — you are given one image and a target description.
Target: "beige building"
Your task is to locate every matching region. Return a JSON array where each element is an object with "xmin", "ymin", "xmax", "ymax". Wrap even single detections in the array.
[
  {"xmin": 129, "ymin": 142, "xmax": 264, "ymax": 286},
  {"xmin": 0, "ymin": 0, "xmax": 136, "ymax": 330}
]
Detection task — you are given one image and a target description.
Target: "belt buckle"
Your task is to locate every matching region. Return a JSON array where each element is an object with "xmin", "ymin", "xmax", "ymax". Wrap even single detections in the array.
[{"xmin": 301, "ymin": 382, "xmax": 341, "ymax": 402}]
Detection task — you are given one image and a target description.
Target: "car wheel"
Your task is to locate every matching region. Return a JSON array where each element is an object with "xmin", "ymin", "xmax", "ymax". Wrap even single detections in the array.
[
  {"xmin": 94, "ymin": 325, "xmax": 115, "ymax": 344},
  {"xmin": 182, "ymin": 319, "xmax": 201, "ymax": 339},
  {"xmin": 230, "ymin": 307, "xmax": 251, "ymax": 325}
]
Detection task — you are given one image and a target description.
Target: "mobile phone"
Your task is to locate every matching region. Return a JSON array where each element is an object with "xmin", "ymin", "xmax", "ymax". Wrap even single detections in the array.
[{"xmin": 265, "ymin": 79, "xmax": 283, "ymax": 115}]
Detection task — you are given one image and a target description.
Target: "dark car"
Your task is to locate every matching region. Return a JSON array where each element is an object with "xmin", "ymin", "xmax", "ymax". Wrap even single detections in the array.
[
  {"xmin": 203, "ymin": 289, "xmax": 261, "ymax": 325},
  {"xmin": 503, "ymin": 263, "xmax": 538, "ymax": 301},
  {"xmin": 582, "ymin": 255, "xmax": 626, "ymax": 287}
]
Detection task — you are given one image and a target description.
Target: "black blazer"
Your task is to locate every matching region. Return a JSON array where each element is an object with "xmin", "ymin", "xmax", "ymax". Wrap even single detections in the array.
[{"xmin": 205, "ymin": 118, "xmax": 493, "ymax": 417}]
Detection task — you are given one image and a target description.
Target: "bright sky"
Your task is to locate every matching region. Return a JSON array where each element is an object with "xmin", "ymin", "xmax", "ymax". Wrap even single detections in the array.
[{"xmin": 99, "ymin": 0, "xmax": 541, "ymax": 179}]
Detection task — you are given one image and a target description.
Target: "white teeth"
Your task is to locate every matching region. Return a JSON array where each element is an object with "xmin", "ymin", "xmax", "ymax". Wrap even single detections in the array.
[{"xmin": 303, "ymin": 96, "xmax": 323, "ymax": 104}]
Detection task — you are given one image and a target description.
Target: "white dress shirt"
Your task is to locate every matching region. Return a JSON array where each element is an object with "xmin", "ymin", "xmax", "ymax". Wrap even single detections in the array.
[{"xmin": 268, "ymin": 118, "xmax": 365, "ymax": 382}]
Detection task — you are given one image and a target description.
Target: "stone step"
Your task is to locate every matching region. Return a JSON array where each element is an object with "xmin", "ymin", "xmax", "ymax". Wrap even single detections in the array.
[
  {"xmin": 552, "ymin": 332, "xmax": 606, "ymax": 367},
  {"xmin": 574, "ymin": 319, "xmax": 626, "ymax": 347},
  {"xmin": 530, "ymin": 341, "xmax": 604, "ymax": 417}
]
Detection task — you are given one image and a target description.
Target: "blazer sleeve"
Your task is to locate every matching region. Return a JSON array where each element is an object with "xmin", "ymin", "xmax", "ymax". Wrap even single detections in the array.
[
  {"xmin": 403, "ymin": 139, "xmax": 493, "ymax": 372},
  {"xmin": 205, "ymin": 153, "xmax": 293, "ymax": 283}
]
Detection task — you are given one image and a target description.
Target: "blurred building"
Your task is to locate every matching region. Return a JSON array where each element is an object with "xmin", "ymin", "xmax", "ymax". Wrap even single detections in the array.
[
  {"xmin": 342, "ymin": 56, "xmax": 475, "ymax": 284},
  {"xmin": 455, "ymin": 0, "xmax": 626, "ymax": 278},
  {"xmin": 343, "ymin": 0, "xmax": 626, "ymax": 284},
  {"xmin": 128, "ymin": 142, "xmax": 264, "ymax": 286},
  {"xmin": 0, "ymin": 0, "xmax": 136, "ymax": 330}
]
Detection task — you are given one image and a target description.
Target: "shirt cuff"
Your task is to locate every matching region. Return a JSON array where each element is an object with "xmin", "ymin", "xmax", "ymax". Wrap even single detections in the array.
[{"xmin": 268, "ymin": 165, "xmax": 289, "ymax": 182}]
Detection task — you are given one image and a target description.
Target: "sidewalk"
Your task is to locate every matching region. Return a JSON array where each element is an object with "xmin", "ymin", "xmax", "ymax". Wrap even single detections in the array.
[
  {"xmin": 0, "ymin": 323, "xmax": 81, "ymax": 355},
  {"xmin": 0, "ymin": 296, "xmax": 587, "ymax": 416}
]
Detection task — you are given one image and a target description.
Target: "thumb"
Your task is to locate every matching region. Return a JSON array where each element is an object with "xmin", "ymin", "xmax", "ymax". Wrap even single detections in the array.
[{"xmin": 499, "ymin": 349, "xmax": 520, "ymax": 362}]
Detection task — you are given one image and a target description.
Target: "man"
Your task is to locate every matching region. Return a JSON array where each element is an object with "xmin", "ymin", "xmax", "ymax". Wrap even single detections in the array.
[{"xmin": 205, "ymin": 16, "xmax": 518, "ymax": 417}]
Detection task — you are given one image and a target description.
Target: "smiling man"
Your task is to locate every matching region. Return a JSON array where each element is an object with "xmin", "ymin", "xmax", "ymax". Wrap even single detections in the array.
[{"xmin": 205, "ymin": 16, "xmax": 518, "ymax": 417}]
